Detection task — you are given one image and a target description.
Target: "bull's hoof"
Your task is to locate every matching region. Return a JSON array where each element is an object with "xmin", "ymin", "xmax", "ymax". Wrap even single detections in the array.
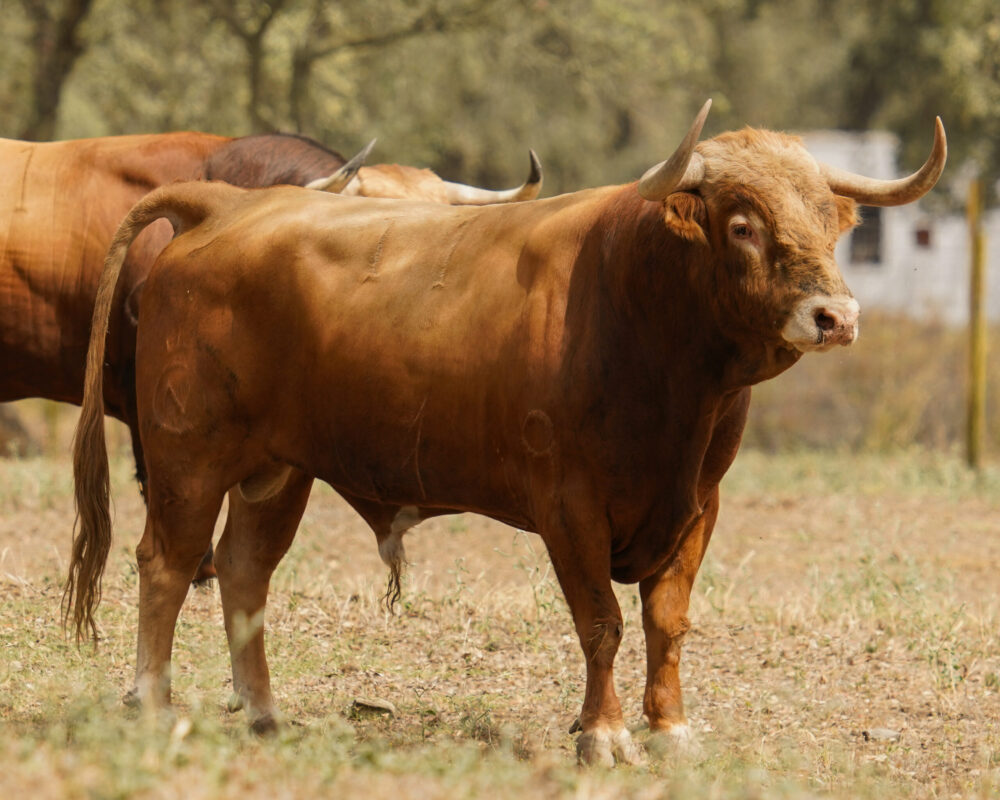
[
  {"xmin": 249, "ymin": 713, "xmax": 279, "ymax": 736},
  {"xmin": 576, "ymin": 728, "xmax": 644, "ymax": 767},
  {"xmin": 646, "ymin": 722, "xmax": 701, "ymax": 759},
  {"xmin": 226, "ymin": 693, "xmax": 245, "ymax": 713},
  {"xmin": 122, "ymin": 687, "xmax": 141, "ymax": 708}
]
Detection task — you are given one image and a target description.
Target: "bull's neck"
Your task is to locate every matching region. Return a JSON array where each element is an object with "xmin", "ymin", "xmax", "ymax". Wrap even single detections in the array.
[{"xmin": 582, "ymin": 185, "xmax": 800, "ymax": 394}]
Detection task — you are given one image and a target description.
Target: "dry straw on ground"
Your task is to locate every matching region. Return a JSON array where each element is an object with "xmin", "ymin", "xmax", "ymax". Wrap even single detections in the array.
[{"xmin": 1, "ymin": 447, "xmax": 998, "ymax": 798}]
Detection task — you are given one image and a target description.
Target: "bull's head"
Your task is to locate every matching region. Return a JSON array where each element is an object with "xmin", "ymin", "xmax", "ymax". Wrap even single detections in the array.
[{"xmin": 638, "ymin": 100, "xmax": 947, "ymax": 352}]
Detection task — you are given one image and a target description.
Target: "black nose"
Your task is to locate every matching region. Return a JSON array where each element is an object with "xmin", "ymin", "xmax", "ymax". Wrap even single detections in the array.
[{"xmin": 814, "ymin": 310, "xmax": 837, "ymax": 331}]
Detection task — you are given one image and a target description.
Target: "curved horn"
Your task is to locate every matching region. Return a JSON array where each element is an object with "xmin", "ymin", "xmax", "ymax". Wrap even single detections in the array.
[
  {"xmin": 638, "ymin": 99, "xmax": 712, "ymax": 201},
  {"xmin": 442, "ymin": 149, "xmax": 543, "ymax": 205},
  {"xmin": 305, "ymin": 138, "xmax": 377, "ymax": 192},
  {"xmin": 819, "ymin": 117, "xmax": 947, "ymax": 206}
]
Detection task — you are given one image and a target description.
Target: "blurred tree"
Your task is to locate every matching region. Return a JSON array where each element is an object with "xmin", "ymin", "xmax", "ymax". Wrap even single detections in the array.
[
  {"xmin": 0, "ymin": 0, "xmax": 994, "ymax": 201},
  {"xmin": 66, "ymin": 0, "xmax": 244, "ymax": 135},
  {"xmin": 696, "ymin": 0, "xmax": 853, "ymax": 130},
  {"xmin": 16, "ymin": 0, "xmax": 94, "ymax": 140},
  {"xmin": 297, "ymin": 0, "xmax": 722, "ymax": 193},
  {"xmin": 830, "ymin": 0, "xmax": 1000, "ymax": 201},
  {"xmin": 207, "ymin": 0, "xmax": 289, "ymax": 131},
  {"xmin": 287, "ymin": 0, "xmax": 505, "ymax": 134}
]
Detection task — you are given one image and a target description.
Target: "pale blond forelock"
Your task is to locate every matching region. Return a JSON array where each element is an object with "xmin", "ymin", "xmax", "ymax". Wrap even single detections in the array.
[{"xmin": 697, "ymin": 128, "xmax": 840, "ymax": 248}]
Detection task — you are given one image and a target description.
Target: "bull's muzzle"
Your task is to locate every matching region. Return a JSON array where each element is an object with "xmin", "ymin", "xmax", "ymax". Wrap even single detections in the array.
[{"xmin": 782, "ymin": 295, "xmax": 860, "ymax": 351}]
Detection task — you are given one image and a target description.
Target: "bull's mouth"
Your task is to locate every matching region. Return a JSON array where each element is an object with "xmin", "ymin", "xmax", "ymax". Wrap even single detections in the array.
[{"xmin": 781, "ymin": 295, "xmax": 860, "ymax": 352}]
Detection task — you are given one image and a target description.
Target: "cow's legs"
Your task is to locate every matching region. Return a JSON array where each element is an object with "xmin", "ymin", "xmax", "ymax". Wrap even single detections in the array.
[
  {"xmin": 639, "ymin": 488, "xmax": 719, "ymax": 745},
  {"xmin": 130, "ymin": 483, "xmax": 224, "ymax": 708},
  {"xmin": 542, "ymin": 500, "xmax": 642, "ymax": 767},
  {"xmin": 215, "ymin": 469, "xmax": 313, "ymax": 733}
]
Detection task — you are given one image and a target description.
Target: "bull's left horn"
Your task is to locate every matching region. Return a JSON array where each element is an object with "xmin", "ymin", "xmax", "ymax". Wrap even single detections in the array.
[
  {"xmin": 305, "ymin": 138, "xmax": 377, "ymax": 192},
  {"xmin": 638, "ymin": 99, "xmax": 712, "ymax": 201},
  {"xmin": 442, "ymin": 150, "xmax": 543, "ymax": 205},
  {"xmin": 819, "ymin": 117, "xmax": 947, "ymax": 206}
]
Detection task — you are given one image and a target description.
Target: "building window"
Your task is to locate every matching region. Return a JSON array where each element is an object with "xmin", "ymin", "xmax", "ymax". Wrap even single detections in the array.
[
  {"xmin": 915, "ymin": 226, "xmax": 932, "ymax": 248},
  {"xmin": 850, "ymin": 206, "xmax": 883, "ymax": 265}
]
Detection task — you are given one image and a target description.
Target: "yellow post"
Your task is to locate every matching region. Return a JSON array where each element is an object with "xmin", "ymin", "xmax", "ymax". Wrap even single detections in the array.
[{"xmin": 966, "ymin": 178, "xmax": 987, "ymax": 469}]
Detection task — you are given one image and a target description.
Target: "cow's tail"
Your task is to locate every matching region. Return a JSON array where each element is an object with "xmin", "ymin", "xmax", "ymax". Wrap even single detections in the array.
[{"xmin": 65, "ymin": 185, "xmax": 221, "ymax": 644}]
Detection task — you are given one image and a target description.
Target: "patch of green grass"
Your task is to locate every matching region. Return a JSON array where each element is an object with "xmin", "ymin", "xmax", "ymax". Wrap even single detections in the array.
[{"xmin": 723, "ymin": 446, "xmax": 1000, "ymax": 500}]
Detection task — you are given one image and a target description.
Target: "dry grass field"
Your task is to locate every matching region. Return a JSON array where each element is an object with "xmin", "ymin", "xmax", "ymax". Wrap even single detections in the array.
[{"xmin": 1, "ymin": 438, "xmax": 998, "ymax": 799}]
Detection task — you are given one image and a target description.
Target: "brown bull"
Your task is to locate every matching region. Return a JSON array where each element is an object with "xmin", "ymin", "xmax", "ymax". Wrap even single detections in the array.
[
  {"xmin": 69, "ymin": 102, "xmax": 945, "ymax": 765},
  {"xmin": 0, "ymin": 130, "xmax": 540, "ymax": 579}
]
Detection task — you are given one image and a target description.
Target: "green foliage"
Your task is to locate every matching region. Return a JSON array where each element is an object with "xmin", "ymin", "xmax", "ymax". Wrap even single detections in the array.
[{"xmin": 3, "ymin": 0, "xmax": 994, "ymax": 196}]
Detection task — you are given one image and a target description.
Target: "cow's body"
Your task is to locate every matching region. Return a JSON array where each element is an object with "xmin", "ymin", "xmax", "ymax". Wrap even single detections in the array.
[
  {"xmin": 0, "ymin": 133, "xmax": 223, "ymax": 408},
  {"xmin": 69, "ymin": 105, "xmax": 945, "ymax": 765}
]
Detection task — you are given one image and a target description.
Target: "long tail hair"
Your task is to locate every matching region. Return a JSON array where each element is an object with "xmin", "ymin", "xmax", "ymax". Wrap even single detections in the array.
[{"xmin": 64, "ymin": 184, "xmax": 223, "ymax": 643}]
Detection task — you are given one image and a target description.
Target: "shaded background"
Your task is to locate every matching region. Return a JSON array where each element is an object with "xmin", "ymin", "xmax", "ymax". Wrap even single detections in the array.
[{"xmin": 1, "ymin": 0, "xmax": 998, "ymax": 455}]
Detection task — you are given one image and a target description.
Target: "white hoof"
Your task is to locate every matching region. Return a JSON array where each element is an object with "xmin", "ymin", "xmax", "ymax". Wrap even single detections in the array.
[
  {"xmin": 576, "ymin": 727, "xmax": 645, "ymax": 767},
  {"xmin": 647, "ymin": 722, "xmax": 701, "ymax": 758}
]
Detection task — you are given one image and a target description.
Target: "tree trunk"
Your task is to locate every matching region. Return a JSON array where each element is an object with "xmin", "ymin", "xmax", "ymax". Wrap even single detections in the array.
[{"xmin": 18, "ymin": 0, "xmax": 95, "ymax": 141}]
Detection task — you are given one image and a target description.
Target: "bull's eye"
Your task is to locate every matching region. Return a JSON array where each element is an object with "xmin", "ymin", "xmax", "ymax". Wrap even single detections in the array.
[{"xmin": 732, "ymin": 223, "xmax": 753, "ymax": 239}]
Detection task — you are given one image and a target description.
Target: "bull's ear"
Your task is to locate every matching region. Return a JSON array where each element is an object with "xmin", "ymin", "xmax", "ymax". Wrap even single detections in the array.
[
  {"xmin": 834, "ymin": 194, "xmax": 859, "ymax": 234},
  {"xmin": 664, "ymin": 192, "xmax": 709, "ymax": 245}
]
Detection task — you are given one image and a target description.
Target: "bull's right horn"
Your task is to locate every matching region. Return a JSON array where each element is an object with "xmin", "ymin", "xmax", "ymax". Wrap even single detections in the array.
[
  {"xmin": 638, "ymin": 99, "xmax": 712, "ymax": 202},
  {"xmin": 441, "ymin": 150, "xmax": 543, "ymax": 205},
  {"xmin": 819, "ymin": 117, "xmax": 947, "ymax": 206},
  {"xmin": 305, "ymin": 138, "xmax": 377, "ymax": 192}
]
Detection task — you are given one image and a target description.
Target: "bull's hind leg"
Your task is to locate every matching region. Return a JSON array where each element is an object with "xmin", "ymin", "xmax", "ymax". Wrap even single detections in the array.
[
  {"xmin": 215, "ymin": 467, "xmax": 313, "ymax": 733},
  {"xmin": 130, "ymin": 481, "xmax": 225, "ymax": 708},
  {"xmin": 123, "ymin": 394, "xmax": 216, "ymax": 585},
  {"xmin": 639, "ymin": 489, "xmax": 719, "ymax": 748}
]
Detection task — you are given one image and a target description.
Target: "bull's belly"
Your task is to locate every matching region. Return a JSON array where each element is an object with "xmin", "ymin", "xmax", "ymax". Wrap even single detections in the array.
[
  {"xmin": 0, "ymin": 334, "xmax": 86, "ymax": 405},
  {"xmin": 0, "ymin": 255, "xmax": 92, "ymax": 404},
  {"xmin": 307, "ymin": 436, "xmax": 535, "ymax": 531},
  {"xmin": 275, "ymin": 410, "xmax": 536, "ymax": 531}
]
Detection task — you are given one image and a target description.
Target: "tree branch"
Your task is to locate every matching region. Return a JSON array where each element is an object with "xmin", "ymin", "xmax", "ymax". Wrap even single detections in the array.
[
  {"xmin": 301, "ymin": 1, "xmax": 496, "ymax": 62},
  {"xmin": 207, "ymin": 0, "xmax": 289, "ymax": 131}
]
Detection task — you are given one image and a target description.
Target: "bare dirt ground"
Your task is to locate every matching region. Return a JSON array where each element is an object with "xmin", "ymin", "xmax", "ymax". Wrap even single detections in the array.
[{"xmin": 1, "ymin": 447, "xmax": 998, "ymax": 798}]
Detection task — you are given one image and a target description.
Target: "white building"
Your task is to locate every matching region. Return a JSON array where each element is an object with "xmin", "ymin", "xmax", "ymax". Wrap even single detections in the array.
[{"xmin": 802, "ymin": 130, "xmax": 997, "ymax": 324}]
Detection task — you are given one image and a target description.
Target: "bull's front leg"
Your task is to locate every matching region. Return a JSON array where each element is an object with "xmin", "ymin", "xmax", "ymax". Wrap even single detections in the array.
[
  {"xmin": 638, "ymin": 489, "xmax": 719, "ymax": 749},
  {"xmin": 543, "ymin": 499, "xmax": 643, "ymax": 767}
]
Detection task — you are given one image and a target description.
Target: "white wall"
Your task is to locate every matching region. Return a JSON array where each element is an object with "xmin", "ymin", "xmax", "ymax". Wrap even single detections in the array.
[{"xmin": 801, "ymin": 130, "xmax": 996, "ymax": 324}]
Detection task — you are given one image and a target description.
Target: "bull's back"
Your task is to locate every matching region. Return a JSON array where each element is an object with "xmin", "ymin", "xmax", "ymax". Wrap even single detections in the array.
[
  {"xmin": 137, "ymin": 187, "xmax": 612, "ymax": 514},
  {"xmin": 0, "ymin": 134, "xmax": 227, "ymax": 402}
]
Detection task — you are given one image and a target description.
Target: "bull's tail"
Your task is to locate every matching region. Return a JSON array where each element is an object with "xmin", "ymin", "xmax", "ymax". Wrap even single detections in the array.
[{"xmin": 65, "ymin": 184, "xmax": 226, "ymax": 643}]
